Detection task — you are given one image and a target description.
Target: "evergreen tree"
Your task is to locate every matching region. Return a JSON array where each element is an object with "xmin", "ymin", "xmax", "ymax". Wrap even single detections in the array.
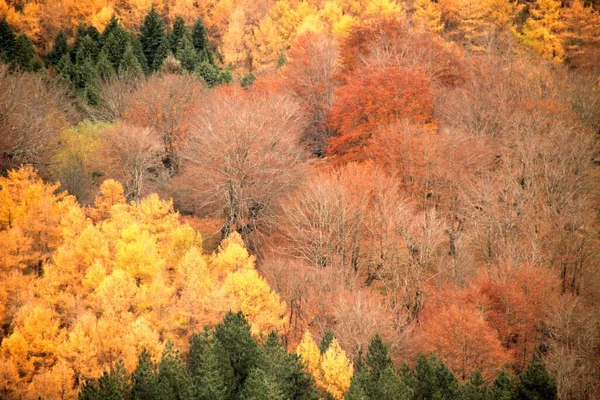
[
  {"xmin": 96, "ymin": 49, "xmax": 115, "ymax": 80},
  {"xmin": 72, "ymin": 25, "xmax": 100, "ymax": 63},
  {"xmin": 56, "ymin": 53, "xmax": 74, "ymax": 84},
  {"xmin": 240, "ymin": 72, "xmax": 256, "ymax": 88},
  {"xmin": 259, "ymin": 330, "xmax": 316, "ymax": 400},
  {"xmin": 48, "ymin": 30, "xmax": 69, "ymax": 66},
  {"xmin": 79, "ymin": 360, "xmax": 131, "ymax": 400},
  {"xmin": 187, "ymin": 328, "xmax": 229, "ymax": 400},
  {"xmin": 75, "ymin": 35, "xmax": 98, "ymax": 64},
  {"xmin": 132, "ymin": 348, "xmax": 160, "ymax": 400},
  {"xmin": 195, "ymin": 60, "xmax": 220, "ymax": 87},
  {"xmin": 365, "ymin": 334, "xmax": 393, "ymax": 380},
  {"xmin": 128, "ymin": 33, "xmax": 149, "ymax": 74},
  {"xmin": 102, "ymin": 15, "xmax": 120, "ymax": 43},
  {"xmin": 0, "ymin": 17, "xmax": 16, "ymax": 62},
  {"xmin": 463, "ymin": 371, "xmax": 487, "ymax": 400},
  {"xmin": 241, "ymin": 368, "xmax": 286, "ymax": 400},
  {"xmin": 176, "ymin": 34, "xmax": 199, "ymax": 72},
  {"xmin": 12, "ymin": 33, "xmax": 42, "ymax": 71},
  {"xmin": 140, "ymin": 6, "xmax": 168, "ymax": 73},
  {"xmin": 409, "ymin": 354, "xmax": 463, "ymax": 400},
  {"xmin": 157, "ymin": 341, "xmax": 195, "ymax": 399},
  {"xmin": 320, "ymin": 330, "xmax": 335, "ymax": 354},
  {"xmin": 72, "ymin": 56, "xmax": 98, "ymax": 90},
  {"xmin": 118, "ymin": 42, "xmax": 143, "ymax": 79},
  {"xmin": 101, "ymin": 28, "xmax": 128, "ymax": 69},
  {"xmin": 490, "ymin": 369, "xmax": 518, "ymax": 400},
  {"xmin": 169, "ymin": 16, "xmax": 188, "ymax": 54},
  {"xmin": 191, "ymin": 18, "xmax": 213, "ymax": 64},
  {"xmin": 519, "ymin": 357, "xmax": 557, "ymax": 400},
  {"xmin": 213, "ymin": 311, "xmax": 260, "ymax": 398}
]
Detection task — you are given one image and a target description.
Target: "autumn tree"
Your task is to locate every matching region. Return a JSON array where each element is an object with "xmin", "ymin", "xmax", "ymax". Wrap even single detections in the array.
[{"xmin": 178, "ymin": 88, "xmax": 304, "ymax": 250}]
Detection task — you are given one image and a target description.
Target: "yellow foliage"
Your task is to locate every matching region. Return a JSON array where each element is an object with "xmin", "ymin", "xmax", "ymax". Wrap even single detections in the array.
[
  {"xmin": 210, "ymin": 231, "xmax": 255, "ymax": 279},
  {"xmin": 296, "ymin": 329, "xmax": 321, "ymax": 375},
  {"xmin": 319, "ymin": 338, "xmax": 354, "ymax": 400}
]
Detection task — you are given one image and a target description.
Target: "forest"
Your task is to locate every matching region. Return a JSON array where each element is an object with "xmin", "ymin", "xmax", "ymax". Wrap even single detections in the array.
[{"xmin": 0, "ymin": 0, "xmax": 599, "ymax": 399}]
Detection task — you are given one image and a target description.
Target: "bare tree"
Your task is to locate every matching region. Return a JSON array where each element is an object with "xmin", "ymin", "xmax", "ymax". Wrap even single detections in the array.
[
  {"xmin": 102, "ymin": 123, "xmax": 165, "ymax": 202},
  {"xmin": 0, "ymin": 65, "xmax": 70, "ymax": 176},
  {"xmin": 178, "ymin": 88, "xmax": 305, "ymax": 251}
]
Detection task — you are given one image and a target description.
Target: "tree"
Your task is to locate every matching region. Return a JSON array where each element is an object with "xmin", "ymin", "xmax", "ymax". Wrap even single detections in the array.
[
  {"xmin": 132, "ymin": 348, "xmax": 160, "ymax": 400},
  {"xmin": 96, "ymin": 49, "xmax": 115, "ymax": 80},
  {"xmin": 157, "ymin": 341, "xmax": 194, "ymax": 399},
  {"xmin": 490, "ymin": 369, "xmax": 518, "ymax": 400},
  {"xmin": 319, "ymin": 338, "xmax": 353, "ymax": 400},
  {"xmin": 101, "ymin": 123, "xmax": 164, "ymax": 202},
  {"xmin": 178, "ymin": 88, "xmax": 304, "ymax": 250},
  {"xmin": 517, "ymin": 0, "xmax": 565, "ymax": 62},
  {"xmin": 187, "ymin": 329, "xmax": 228, "ymax": 400},
  {"xmin": 0, "ymin": 17, "xmax": 17, "ymax": 62},
  {"xmin": 519, "ymin": 358, "xmax": 557, "ymax": 400},
  {"xmin": 12, "ymin": 33, "xmax": 42, "ymax": 71},
  {"xmin": 191, "ymin": 18, "xmax": 214, "ymax": 64},
  {"xmin": 139, "ymin": 6, "xmax": 168, "ymax": 73},
  {"xmin": 169, "ymin": 16, "xmax": 188, "ymax": 55},
  {"xmin": 47, "ymin": 30, "xmax": 69, "ymax": 66},
  {"xmin": 408, "ymin": 354, "xmax": 463, "ymax": 400},
  {"xmin": 176, "ymin": 34, "xmax": 200, "ymax": 72},
  {"xmin": 413, "ymin": 0, "xmax": 444, "ymax": 33},
  {"xmin": 118, "ymin": 42, "xmax": 144, "ymax": 79}
]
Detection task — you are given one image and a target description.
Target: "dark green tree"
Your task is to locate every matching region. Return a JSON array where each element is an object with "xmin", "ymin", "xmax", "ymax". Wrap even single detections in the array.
[
  {"xmin": 365, "ymin": 334, "xmax": 393, "ymax": 380},
  {"xmin": 47, "ymin": 30, "xmax": 69, "ymax": 66},
  {"xmin": 0, "ymin": 17, "xmax": 16, "ymax": 62},
  {"xmin": 463, "ymin": 371, "xmax": 487, "ymax": 400},
  {"xmin": 71, "ymin": 25, "xmax": 100, "ymax": 63},
  {"xmin": 320, "ymin": 330, "xmax": 335, "ymax": 354},
  {"xmin": 240, "ymin": 72, "xmax": 255, "ymax": 88},
  {"xmin": 128, "ymin": 33, "xmax": 149, "ymax": 74},
  {"xmin": 187, "ymin": 328, "xmax": 229, "ymax": 400},
  {"xmin": 490, "ymin": 369, "xmax": 518, "ymax": 400},
  {"xmin": 169, "ymin": 16, "xmax": 188, "ymax": 54},
  {"xmin": 79, "ymin": 360, "xmax": 131, "ymax": 400},
  {"xmin": 241, "ymin": 368, "xmax": 286, "ymax": 400},
  {"xmin": 71, "ymin": 56, "xmax": 97, "ymax": 90},
  {"xmin": 408, "ymin": 354, "xmax": 463, "ymax": 400},
  {"xmin": 191, "ymin": 18, "xmax": 213, "ymax": 64},
  {"xmin": 157, "ymin": 341, "xmax": 195, "ymax": 399},
  {"xmin": 132, "ymin": 348, "xmax": 160, "ymax": 400},
  {"xmin": 259, "ymin": 330, "xmax": 316, "ymax": 400},
  {"xmin": 96, "ymin": 49, "xmax": 115, "ymax": 80},
  {"xmin": 176, "ymin": 34, "xmax": 199, "ymax": 72},
  {"xmin": 519, "ymin": 358, "xmax": 557, "ymax": 400},
  {"xmin": 75, "ymin": 35, "xmax": 98, "ymax": 64},
  {"xmin": 118, "ymin": 42, "xmax": 143, "ymax": 79},
  {"xmin": 101, "ymin": 15, "xmax": 120, "ymax": 42},
  {"xmin": 56, "ymin": 53, "xmax": 74, "ymax": 83},
  {"xmin": 12, "ymin": 33, "xmax": 42, "ymax": 71},
  {"xmin": 140, "ymin": 6, "xmax": 168, "ymax": 73},
  {"xmin": 213, "ymin": 311, "xmax": 260, "ymax": 398}
]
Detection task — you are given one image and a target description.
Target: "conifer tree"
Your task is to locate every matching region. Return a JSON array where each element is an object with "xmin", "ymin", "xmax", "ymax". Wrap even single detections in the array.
[
  {"xmin": 118, "ymin": 42, "xmax": 143, "ymax": 79},
  {"xmin": 170, "ymin": 16, "xmax": 188, "ymax": 55},
  {"xmin": 241, "ymin": 368, "xmax": 286, "ymax": 400},
  {"xmin": 519, "ymin": 357, "xmax": 557, "ymax": 400},
  {"xmin": 490, "ymin": 369, "xmax": 518, "ymax": 400},
  {"xmin": 140, "ymin": 6, "xmax": 168, "ymax": 73},
  {"xmin": 463, "ymin": 370, "xmax": 487, "ymax": 400},
  {"xmin": 409, "ymin": 354, "xmax": 462, "ymax": 400},
  {"xmin": 157, "ymin": 341, "xmax": 195, "ymax": 399},
  {"xmin": 213, "ymin": 311, "xmax": 260, "ymax": 397},
  {"xmin": 176, "ymin": 34, "xmax": 199, "ymax": 72},
  {"xmin": 192, "ymin": 18, "xmax": 214, "ymax": 64},
  {"xmin": 128, "ymin": 33, "xmax": 149, "ymax": 74},
  {"xmin": 0, "ymin": 17, "xmax": 16, "ymax": 62},
  {"xmin": 132, "ymin": 348, "xmax": 160, "ymax": 400},
  {"xmin": 47, "ymin": 30, "xmax": 69, "ymax": 67},
  {"xmin": 102, "ymin": 30, "xmax": 127, "ymax": 70},
  {"xmin": 96, "ymin": 49, "xmax": 115, "ymax": 80},
  {"xmin": 187, "ymin": 329, "xmax": 229, "ymax": 400},
  {"xmin": 79, "ymin": 360, "xmax": 131, "ymax": 400},
  {"xmin": 12, "ymin": 33, "xmax": 42, "ymax": 71}
]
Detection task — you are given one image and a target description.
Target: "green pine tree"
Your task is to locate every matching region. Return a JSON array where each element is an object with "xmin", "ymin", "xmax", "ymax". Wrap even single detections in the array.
[
  {"xmin": 191, "ymin": 18, "xmax": 214, "ymax": 64},
  {"xmin": 463, "ymin": 371, "xmax": 487, "ymax": 400},
  {"xmin": 48, "ymin": 30, "xmax": 69, "ymax": 66},
  {"xmin": 241, "ymin": 368, "xmax": 286, "ymax": 400},
  {"xmin": 490, "ymin": 369, "xmax": 518, "ymax": 400},
  {"xmin": 96, "ymin": 49, "xmax": 115, "ymax": 80},
  {"xmin": 320, "ymin": 330, "xmax": 335, "ymax": 354},
  {"xmin": 128, "ymin": 33, "xmax": 149, "ymax": 74},
  {"xmin": 519, "ymin": 357, "xmax": 557, "ymax": 400},
  {"xmin": 187, "ymin": 328, "xmax": 229, "ymax": 400},
  {"xmin": 56, "ymin": 53, "xmax": 74, "ymax": 83},
  {"xmin": 214, "ymin": 311, "xmax": 261, "ymax": 398},
  {"xmin": 176, "ymin": 34, "xmax": 199, "ymax": 72},
  {"xmin": 72, "ymin": 56, "xmax": 98, "ymax": 90},
  {"xmin": 0, "ymin": 17, "xmax": 17, "ymax": 62},
  {"xmin": 79, "ymin": 360, "xmax": 131, "ymax": 400},
  {"xmin": 240, "ymin": 72, "xmax": 255, "ymax": 88},
  {"xmin": 169, "ymin": 16, "xmax": 188, "ymax": 54},
  {"xmin": 140, "ymin": 6, "xmax": 168, "ymax": 73},
  {"xmin": 75, "ymin": 35, "xmax": 98, "ymax": 64},
  {"xmin": 157, "ymin": 341, "xmax": 195, "ymax": 399},
  {"xmin": 101, "ymin": 15, "xmax": 120, "ymax": 43},
  {"xmin": 195, "ymin": 60, "xmax": 220, "ymax": 87},
  {"xmin": 409, "ymin": 354, "xmax": 463, "ymax": 400},
  {"xmin": 72, "ymin": 25, "xmax": 100, "ymax": 63},
  {"xmin": 12, "ymin": 33, "xmax": 42, "ymax": 71},
  {"xmin": 365, "ymin": 334, "xmax": 393, "ymax": 380},
  {"xmin": 118, "ymin": 42, "xmax": 143, "ymax": 79},
  {"xmin": 132, "ymin": 348, "xmax": 160, "ymax": 400}
]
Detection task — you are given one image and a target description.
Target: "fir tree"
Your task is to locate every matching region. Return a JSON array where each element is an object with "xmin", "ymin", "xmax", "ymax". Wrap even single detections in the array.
[
  {"xmin": 192, "ymin": 18, "xmax": 213, "ymax": 64},
  {"xmin": 241, "ymin": 368, "xmax": 286, "ymax": 400},
  {"xmin": 12, "ymin": 33, "xmax": 42, "ymax": 71},
  {"xmin": 490, "ymin": 369, "xmax": 518, "ymax": 400},
  {"xmin": 176, "ymin": 34, "xmax": 199, "ymax": 72},
  {"xmin": 365, "ymin": 334, "xmax": 393, "ymax": 380},
  {"xmin": 79, "ymin": 360, "xmax": 131, "ymax": 400},
  {"xmin": 214, "ymin": 311, "xmax": 260, "ymax": 397},
  {"xmin": 118, "ymin": 42, "xmax": 143, "ymax": 79},
  {"xmin": 410, "ymin": 354, "xmax": 463, "ymax": 400},
  {"xmin": 101, "ymin": 15, "xmax": 121, "ymax": 43},
  {"xmin": 187, "ymin": 328, "xmax": 229, "ymax": 400},
  {"xmin": 96, "ymin": 49, "xmax": 115, "ymax": 80},
  {"xmin": 128, "ymin": 33, "xmax": 149, "ymax": 74},
  {"xmin": 157, "ymin": 341, "xmax": 195, "ymax": 399},
  {"xmin": 140, "ymin": 6, "xmax": 168, "ymax": 73},
  {"xmin": 320, "ymin": 330, "xmax": 335, "ymax": 354},
  {"xmin": 48, "ymin": 30, "xmax": 69, "ymax": 66},
  {"xmin": 132, "ymin": 348, "xmax": 160, "ymax": 400},
  {"xmin": 169, "ymin": 16, "xmax": 188, "ymax": 54},
  {"xmin": 56, "ymin": 53, "xmax": 74, "ymax": 83},
  {"xmin": 101, "ymin": 30, "xmax": 127, "ymax": 70},
  {"xmin": 463, "ymin": 371, "xmax": 487, "ymax": 400},
  {"xmin": 195, "ymin": 60, "xmax": 220, "ymax": 87},
  {"xmin": 519, "ymin": 357, "xmax": 557, "ymax": 400},
  {"xmin": 0, "ymin": 17, "xmax": 16, "ymax": 62}
]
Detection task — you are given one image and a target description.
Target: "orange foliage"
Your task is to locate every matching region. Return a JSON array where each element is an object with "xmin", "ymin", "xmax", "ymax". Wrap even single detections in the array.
[{"xmin": 326, "ymin": 64, "xmax": 433, "ymax": 162}]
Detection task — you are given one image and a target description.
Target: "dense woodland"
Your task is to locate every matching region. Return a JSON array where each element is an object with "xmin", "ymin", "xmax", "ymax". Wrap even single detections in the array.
[{"xmin": 1, "ymin": 0, "xmax": 600, "ymax": 399}]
